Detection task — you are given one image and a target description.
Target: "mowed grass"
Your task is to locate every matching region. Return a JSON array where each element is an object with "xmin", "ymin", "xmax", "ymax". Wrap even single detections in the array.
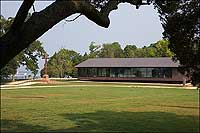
[{"xmin": 1, "ymin": 82, "xmax": 199, "ymax": 132}]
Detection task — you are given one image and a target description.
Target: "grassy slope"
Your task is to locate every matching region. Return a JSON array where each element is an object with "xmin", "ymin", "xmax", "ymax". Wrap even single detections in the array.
[{"xmin": 1, "ymin": 84, "xmax": 199, "ymax": 132}]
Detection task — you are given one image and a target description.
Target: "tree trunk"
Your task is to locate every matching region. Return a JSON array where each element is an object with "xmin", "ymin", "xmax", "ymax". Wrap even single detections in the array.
[{"xmin": 12, "ymin": 74, "xmax": 15, "ymax": 81}]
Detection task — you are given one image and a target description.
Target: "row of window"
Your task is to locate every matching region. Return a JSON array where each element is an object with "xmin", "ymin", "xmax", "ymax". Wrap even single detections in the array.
[{"xmin": 78, "ymin": 67, "xmax": 172, "ymax": 78}]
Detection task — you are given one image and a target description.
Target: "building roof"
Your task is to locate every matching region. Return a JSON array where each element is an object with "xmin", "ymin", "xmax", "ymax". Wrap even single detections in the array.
[{"xmin": 75, "ymin": 58, "xmax": 180, "ymax": 68}]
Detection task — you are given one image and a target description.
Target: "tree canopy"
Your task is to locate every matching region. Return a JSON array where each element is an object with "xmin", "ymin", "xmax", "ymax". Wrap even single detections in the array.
[
  {"xmin": 43, "ymin": 48, "xmax": 82, "ymax": 78},
  {"xmin": 156, "ymin": 0, "xmax": 200, "ymax": 85},
  {"xmin": 99, "ymin": 42, "xmax": 124, "ymax": 58},
  {"xmin": 46, "ymin": 40, "xmax": 173, "ymax": 78},
  {"xmin": 123, "ymin": 40, "xmax": 173, "ymax": 58}
]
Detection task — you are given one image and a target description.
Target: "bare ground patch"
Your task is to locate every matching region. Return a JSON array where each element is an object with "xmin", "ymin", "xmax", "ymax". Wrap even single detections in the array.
[
  {"xmin": 11, "ymin": 96, "xmax": 47, "ymax": 99},
  {"xmin": 44, "ymin": 93, "xmax": 64, "ymax": 97},
  {"xmin": 1, "ymin": 93, "xmax": 64, "ymax": 100}
]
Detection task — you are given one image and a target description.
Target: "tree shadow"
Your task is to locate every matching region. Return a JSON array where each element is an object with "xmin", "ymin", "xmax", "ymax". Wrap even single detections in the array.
[
  {"xmin": 1, "ymin": 119, "xmax": 49, "ymax": 132},
  {"xmin": 59, "ymin": 111, "xmax": 199, "ymax": 132},
  {"xmin": 1, "ymin": 111, "xmax": 199, "ymax": 132}
]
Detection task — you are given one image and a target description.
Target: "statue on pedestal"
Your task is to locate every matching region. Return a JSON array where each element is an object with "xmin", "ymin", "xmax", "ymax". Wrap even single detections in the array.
[{"xmin": 42, "ymin": 53, "xmax": 49, "ymax": 82}]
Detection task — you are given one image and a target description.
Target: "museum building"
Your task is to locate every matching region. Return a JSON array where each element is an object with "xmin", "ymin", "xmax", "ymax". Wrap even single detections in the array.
[{"xmin": 75, "ymin": 58, "xmax": 187, "ymax": 83}]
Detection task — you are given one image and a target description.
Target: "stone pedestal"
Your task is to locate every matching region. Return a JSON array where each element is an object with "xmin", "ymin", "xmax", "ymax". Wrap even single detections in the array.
[{"xmin": 42, "ymin": 74, "xmax": 49, "ymax": 83}]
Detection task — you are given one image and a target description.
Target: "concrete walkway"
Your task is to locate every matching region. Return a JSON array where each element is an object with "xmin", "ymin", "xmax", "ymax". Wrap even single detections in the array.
[
  {"xmin": 1, "ymin": 80, "xmax": 40, "ymax": 88},
  {"xmin": 0, "ymin": 80, "xmax": 197, "ymax": 90}
]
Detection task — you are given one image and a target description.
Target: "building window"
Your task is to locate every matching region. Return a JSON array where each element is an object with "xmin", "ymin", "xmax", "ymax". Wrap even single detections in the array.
[
  {"xmin": 131, "ymin": 68, "xmax": 137, "ymax": 77},
  {"xmin": 137, "ymin": 68, "xmax": 146, "ymax": 78},
  {"xmin": 118, "ymin": 68, "xmax": 125, "ymax": 77},
  {"xmin": 162, "ymin": 68, "xmax": 172, "ymax": 78},
  {"xmin": 152, "ymin": 68, "xmax": 172, "ymax": 78},
  {"xmin": 79, "ymin": 68, "xmax": 87, "ymax": 77},
  {"xmin": 88, "ymin": 68, "xmax": 97, "ymax": 77},
  {"xmin": 79, "ymin": 67, "xmax": 172, "ymax": 78},
  {"xmin": 124, "ymin": 68, "xmax": 131, "ymax": 77},
  {"xmin": 97, "ymin": 68, "xmax": 107, "ymax": 77},
  {"xmin": 152, "ymin": 68, "xmax": 160, "ymax": 78},
  {"xmin": 110, "ymin": 68, "xmax": 116, "ymax": 77},
  {"xmin": 146, "ymin": 68, "xmax": 153, "ymax": 78}
]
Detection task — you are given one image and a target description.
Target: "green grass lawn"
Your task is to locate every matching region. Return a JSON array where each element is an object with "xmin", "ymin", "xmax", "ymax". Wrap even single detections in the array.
[{"xmin": 1, "ymin": 82, "xmax": 199, "ymax": 132}]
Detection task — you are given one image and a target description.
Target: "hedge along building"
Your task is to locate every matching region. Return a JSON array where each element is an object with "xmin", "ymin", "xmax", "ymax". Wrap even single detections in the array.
[{"xmin": 75, "ymin": 58, "xmax": 188, "ymax": 83}]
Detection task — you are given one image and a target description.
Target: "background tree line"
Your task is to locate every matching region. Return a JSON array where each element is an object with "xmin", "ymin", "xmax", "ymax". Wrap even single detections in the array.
[{"xmin": 44, "ymin": 40, "xmax": 173, "ymax": 78}]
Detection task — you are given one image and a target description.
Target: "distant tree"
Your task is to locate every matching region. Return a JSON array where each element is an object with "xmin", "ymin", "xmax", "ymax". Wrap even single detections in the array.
[
  {"xmin": 82, "ymin": 52, "xmax": 89, "ymax": 61},
  {"xmin": 123, "ymin": 40, "xmax": 173, "ymax": 58},
  {"xmin": 149, "ymin": 40, "xmax": 173, "ymax": 57},
  {"xmin": 99, "ymin": 42, "xmax": 124, "ymax": 58},
  {"xmin": 140, "ymin": 46, "xmax": 149, "ymax": 57},
  {"xmin": 0, "ymin": 16, "xmax": 46, "ymax": 80},
  {"xmin": 21, "ymin": 40, "xmax": 46, "ymax": 78},
  {"xmin": 88, "ymin": 42, "xmax": 101, "ymax": 58},
  {"xmin": 0, "ymin": 58, "xmax": 19, "ymax": 80},
  {"xmin": 156, "ymin": 0, "xmax": 200, "ymax": 85},
  {"xmin": 47, "ymin": 49, "xmax": 82, "ymax": 78},
  {"xmin": 145, "ymin": 47, "xmax": 157, "ymax": 57},
  {"xmin": 124, "ymin": 45, "xmax": 137, "ymax": 57}
]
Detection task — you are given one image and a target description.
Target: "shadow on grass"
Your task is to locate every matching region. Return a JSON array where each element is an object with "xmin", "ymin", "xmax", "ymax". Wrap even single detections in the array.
[
  {"xmin": 1, "ymin": 111, "xmax": 199, "ymax": 132},
  {"xmin": 1, "ymin": 119, "xmax": 48, "ymax": 132}
]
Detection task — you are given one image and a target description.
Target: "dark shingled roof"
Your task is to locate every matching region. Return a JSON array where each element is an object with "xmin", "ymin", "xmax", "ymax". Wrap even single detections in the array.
[{"xmin": 75, "ymin": 58, "xmax": 180, "ymax": 68}]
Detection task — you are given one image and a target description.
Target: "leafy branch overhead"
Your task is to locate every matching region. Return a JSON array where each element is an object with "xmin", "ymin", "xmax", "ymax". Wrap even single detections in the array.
[{"xmin": 0, "ymin": 0, "xmax": 152, "ymax": 69}]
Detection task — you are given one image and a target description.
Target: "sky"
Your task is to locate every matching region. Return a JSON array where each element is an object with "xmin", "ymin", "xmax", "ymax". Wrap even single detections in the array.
[{"xmin": 1, "ymin": 1, "xmax": 164, "ymax": 70}]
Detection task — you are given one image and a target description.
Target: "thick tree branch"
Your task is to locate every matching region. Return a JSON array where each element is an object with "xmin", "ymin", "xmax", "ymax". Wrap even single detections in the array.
[
  {"xmin": 79, "ymin": 1, "xmax": 110, "ymax": 28},
  {"xmin": 0, "ymin": 0, "xmax": 152, "ymax": 69},
  {"xmin": 0, "ymin": 0, "xmax": 79, "ymax": 69},
  {"xmin": 101, "ymin": 0, "xmax": 120, "ymax": 16},
  {"xmin": 79, "ymin": 0, "xmax": 150, "ymax": 28},
  {"xmin": 65, "ymin": 13, "xmax": 82, "ymax": 22},
  {"xmin": 10, "ymin": 0, "xmax": 35, "ymax": 32}
]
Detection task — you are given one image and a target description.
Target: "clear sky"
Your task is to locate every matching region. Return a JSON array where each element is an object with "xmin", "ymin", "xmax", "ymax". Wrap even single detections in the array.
[{"xmin": 1, "ymin": 1, "xmax": 164, "ymax": 70}]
